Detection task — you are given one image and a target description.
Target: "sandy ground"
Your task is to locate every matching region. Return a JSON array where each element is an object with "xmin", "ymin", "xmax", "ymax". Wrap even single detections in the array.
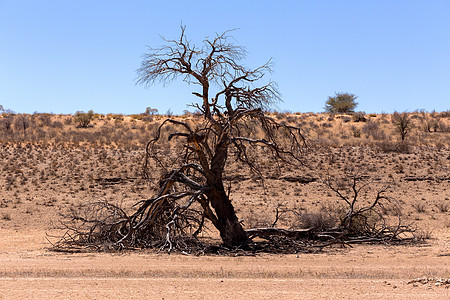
[{"xmin": 0, "ymin": 228, "xmax": 449, "ymax": 299}]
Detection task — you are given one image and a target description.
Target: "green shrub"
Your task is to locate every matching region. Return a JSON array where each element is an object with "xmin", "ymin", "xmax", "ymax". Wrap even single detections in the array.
[{"xmin": 325, "ymin": 92, "xmax": 358, "ymax": 114}]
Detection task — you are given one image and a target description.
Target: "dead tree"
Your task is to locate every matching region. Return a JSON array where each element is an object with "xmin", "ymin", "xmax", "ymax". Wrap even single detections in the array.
[
  {"xmin": 49, "ymin": 27, "xmax": 305, "ymax": 252},
  {"xmin": 131, "ymin": 27, "xmax": 306, "ymax": 248},
  {"xmin": 51, "ymin": 29, "xmax": 420, "ymax": 253}
]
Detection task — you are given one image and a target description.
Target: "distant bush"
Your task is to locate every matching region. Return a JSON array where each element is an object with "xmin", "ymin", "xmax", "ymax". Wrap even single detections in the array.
[
  {"xmin": 342, "ymin": 116, "xmax": 351, "ymax": 123},
  {"xmin": 423, "ymin": 116, "xmax": 447, "ymax": 133},
  {"xmin": 377, "ymin": 140, "xmax": 411, "ymax": 153},
  {"xmin": 142, "ymin": 116, "xmax": 154, "ymax": 123},
  {"xmin": 352, "ymin": 111, "xmax": 367, "ymax": 122},
  {"xmin": 362, "ymin": 120, "xmax": 380, "ymax": 139},
  {"xmin": 14, "ymin": 114, "xmax": 31, "ymax": 136},
  {"xmin": 64, "ymin": 116, "xmax": 73, "ymax": 125},
  {"xmin": 144, "ymin": 107, "xmax": 158, "ymax": 115},
  {"xmin": 350, "ymin": 126, "xmax": 361, "ymax": 138},
  {"xmin": 391, "ymin": 111, "xmax": 412, "ymax": 140},
  {"xmin": 324, "ymin": 92, "xmax": 358, "ymax": 114},
  {"xmin": 438, "ymin": 121, "xmax": 449, "ymax": 132},
  {"xmin": 274, "ymin": 112, "xmax": 284, "ymax": 120},
  {"xmin": 0, "ymin": 114, "xmax": 15, "ymax": 133},
  {"xmin": 74, "ymin": 110, "xmax": 94, "ymax": 128},
  {"xmin": 107, "ymin": 114, "xmax": 124, "ymax": 121},
  {"xmin": 438, "ymin": 110, "xmax": 450, "ymax": 118},
  {"xmin": 165, "ymin": 109, "xmax": 174, "ymax": 117},
  {"xmin": 51, "ymin": 121, "xmax": 64, "ymax": 129},
  {"xmin": 35, "ymin": 113, "xmax": 52, "ymax": 127}
]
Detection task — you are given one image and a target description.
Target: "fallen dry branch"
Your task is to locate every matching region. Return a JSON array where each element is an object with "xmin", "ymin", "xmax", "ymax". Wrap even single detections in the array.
[
  {"xmin": 49, "ymin": 177, "xmax": 419, "ymax": 254},
  {"xmin": 49, "ymin": 171, "xmax": 420, "ymax": 254},
  {"xmin": 246, "ymin": 227, "xmax": 313, "ymax": 240}
]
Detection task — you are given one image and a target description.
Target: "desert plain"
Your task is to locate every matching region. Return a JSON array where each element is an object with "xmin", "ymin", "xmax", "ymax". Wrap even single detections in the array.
[{"xmin": 0, "ymin": 111, "xmax": 449, "ymax": 299}]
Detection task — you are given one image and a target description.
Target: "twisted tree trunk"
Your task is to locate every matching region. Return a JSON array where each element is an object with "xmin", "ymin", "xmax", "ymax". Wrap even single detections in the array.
[
  {"xmin": 206, "ymin": 184, "xmax": 248, "ymax": 247},
  {"xmin": 207, "ymin": 136, "xmax": 248, "ymax": 247}
]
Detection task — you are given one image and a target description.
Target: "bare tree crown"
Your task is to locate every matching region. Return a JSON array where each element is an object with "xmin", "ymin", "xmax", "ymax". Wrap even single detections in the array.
[{"xmin": 136, "ymin": 26, "xmax": 279, "ymax": 120}]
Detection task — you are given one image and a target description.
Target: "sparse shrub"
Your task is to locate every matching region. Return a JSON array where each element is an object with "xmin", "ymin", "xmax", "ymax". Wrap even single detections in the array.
[
  {"xmin": 362, "ymin": 120, "xmax": 381, "ymax": 139},
  {"xmin": 298, "ymin": 211, "xmax": 337, "ymax": 232},
  {"xmin": 308, "ymin": 120, "xmax": 319, "ymax": 130},
  {"xmin": 142, "ymin": 116, "xmax": 154, "ymax": 122},
  {"xmin": 64, "ymin": 117, "xmax": 73, "ymax": 125},
  {"xmin": 33, "ymin": 127, "xmax": 47, "ymax": 140},
  {"xmin": 434, "ymin": 140, "xmax": 445, "ymax": 150},
  {"xmin": 413, "ymin": 202, "xmax": 426, "ymax": 213},
  {"xmin": 438, "ymin": 120, "xmax": 449, "ymax": 132},
  {"xmin": 325, "ymin": 174, "xmax": 413, "ymax": 239},
  {"xmin": 51, "ymin": 121, "xmax": 63, "ymax": 128},
  {"xmin": 109, "ymin": 114, "xmax": 124, "ymax": 121},
  {"xmin": 74, "ymin": 110, "xmax": 94, "ymax": 128},
  {"xmin": 423, "ymin": 117, "xmax": 441, "ymax": 132},
  {"xmin": 350, "ymin": 126, "xmax": 361, "ymax": 138},
  {"xmin": 182, "ymin": 110, "xmax": 193, "ymax": 117},
  {"xmin": 272, "ymin": 111, "xmax": 283, "ymax": 120},
  {"xmin": 342, "ymin": 116, "xmax": 351, "ymax": 123},
  {"xmin": 166, "ymin": 109, "xmax": 173, "ymax": 117},
  {"xmin": 243, "ymin": 211, "xmax": 272, "ymax": 229},
  {"xmin": 14, "ymin": 114, "xmax": 31, "ymax": 136},
  {"xmin": 352, "ymin": 111, "xmax": 367, "ymax": 122},
  {"xmin": 392, "ymin": 111, "xmax": 412, "ymax": 140},
  {"xmin": 414, "ymin": 229, "xmax": 433, "ymax": 240},
  {"xmin": 438, "ymin": 110, "xmax": 450, "ymax": 118},
  {"xmin": 324, "ymin": 92, "xmax": 358, "ymax": 114},
  {"xmin": 0, "ymin": 114, "xmax": 15, "ymax": 133},
  {"xmin": 1, "ymin": 213, "xmax": 11, "ymax": 221},
  {"xmin": 147, "ymin": 122, "xmax": 158, "ymax": 132},
  {"xmin": 377, "ymin": 140, "xmax": 411, "ymax": 153},
  {"xmin": 436, "ymin": 202, "xmax": 449, "ymax": 213},
  {"xmin": 286, "ymin": 115, "xmax": 296, "ymax": 123},
  {"xmin": 36, "ymin": 113, "xmax": 52, "ymax": 127},
  {"xmin": 144, "ymin": 107, "xmax": 158, "ymax": 115}
]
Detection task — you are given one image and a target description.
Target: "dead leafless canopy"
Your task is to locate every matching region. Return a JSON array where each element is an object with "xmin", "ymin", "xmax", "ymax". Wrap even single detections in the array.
[{"xmin": 50, "ymin": 27, "xmax": 418, "ymax": 254}]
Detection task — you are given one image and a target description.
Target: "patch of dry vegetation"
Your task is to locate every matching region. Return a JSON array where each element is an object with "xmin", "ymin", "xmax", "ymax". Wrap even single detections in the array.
[
  {"xmin": 0, "ymin": 111, "xmax": 448, "ymax": 253},
  {"xmin": 0, "ymin": 110, "xmax": 448, "ymax": 149}
]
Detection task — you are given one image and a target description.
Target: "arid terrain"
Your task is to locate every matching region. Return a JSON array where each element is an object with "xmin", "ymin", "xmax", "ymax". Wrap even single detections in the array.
[{"xmin": 0, "ymin": 111, "xmax": 449, "ymax": 299}]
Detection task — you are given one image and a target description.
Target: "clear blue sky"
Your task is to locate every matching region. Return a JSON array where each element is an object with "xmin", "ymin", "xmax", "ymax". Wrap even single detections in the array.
[{"xmin": 1, "ymin": 0, "xmax": 449, "ymax": 114}]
